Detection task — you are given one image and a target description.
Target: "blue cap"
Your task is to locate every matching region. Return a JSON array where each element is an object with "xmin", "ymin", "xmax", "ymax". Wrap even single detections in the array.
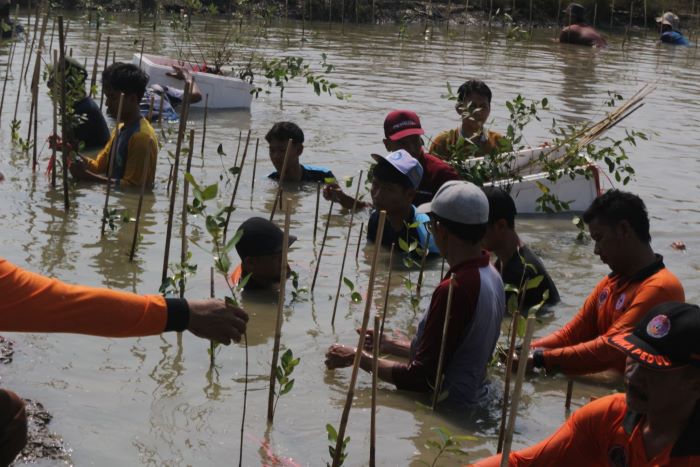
[{"xmin": 371, "ymin": 149, "xmax": 424, "ymax": 189}]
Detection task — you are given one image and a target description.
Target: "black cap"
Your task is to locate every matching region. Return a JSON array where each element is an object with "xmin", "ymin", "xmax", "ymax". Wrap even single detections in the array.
[
  {"xmin": 234, "ymin": 217, "xmax": 297, "ymax": 259},
  {"xmin": 608, "ymin": 302, "xmax": 700, "ymax": 370},
  {"xmin": 483, "ymin": 186, "xmax": 517, "ymax": 226}
]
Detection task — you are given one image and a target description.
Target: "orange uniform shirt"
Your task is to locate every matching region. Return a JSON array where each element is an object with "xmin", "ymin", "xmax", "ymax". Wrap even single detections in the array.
[
  {"xmin": 533, "ymin": 258, "xmax": 684, "ymax": 375},
  {"xmin": 0, "ymin": 258, "xmax": 169, "ymax": 337},
  {"xmin": 470, "ymin": 393, "xmax": 700, "ymax": 467},
  {"xmin": 428, "ymin": 128, "xmax": 504, "ymax": 160}
]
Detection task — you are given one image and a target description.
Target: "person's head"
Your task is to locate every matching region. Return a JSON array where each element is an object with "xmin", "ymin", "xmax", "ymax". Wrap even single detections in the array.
[
  {"xmin": 657, "ymin": 11, "xmax": 680, "ymax": 32},
  {"xmin": 47, "ymin": 57, "xmax": 88, "ymax": 98},
  {"xmin": 481, "ymin": 186, "xmax": 517, "ymax": 251},
  {"xmin": 382, "ymin": 110, "xmax": 425, "ymax": 158},
  {"xmin": 456, "ymin": 80, "xmax": 492, "ymax": 136},
  {"xmin": 582, "ymin": 190, "xmax": 651, "ymax": 274},
  {"xmin": 101, "ymin": 62, "xmax": 149, "ymax": 120},
  {"xmin": 235, "ymin": 217, "xmax": 296, "ymax": 288},
  {"xmin": 370, "ymin": 150, "xmax": 422, "ymax": 215},
  {"xmin": 265, "ymin": 122, "xmax": 305, "ymax": 173},
  {"xmin": 418, "ymin": 181, "xmax": 489, "ymax": 257},
  {"xmin": 563, "ymin": 3, "xmax": 586, "ymax": 24},
  {"xmin": 608, "ymin": 302, "xmax": 700, "ymax": 417}
]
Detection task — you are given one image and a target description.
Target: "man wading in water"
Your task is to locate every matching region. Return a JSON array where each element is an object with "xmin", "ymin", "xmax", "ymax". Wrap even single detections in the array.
[{"xmin": 559, "ymin": 3, "xmax": 607, "ymax": 48}]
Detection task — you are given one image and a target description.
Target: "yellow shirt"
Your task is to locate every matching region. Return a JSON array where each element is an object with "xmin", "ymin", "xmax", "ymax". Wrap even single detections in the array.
[{"xmin": 428, "ymin": 128, "xmax": 505, "ymax": 160}]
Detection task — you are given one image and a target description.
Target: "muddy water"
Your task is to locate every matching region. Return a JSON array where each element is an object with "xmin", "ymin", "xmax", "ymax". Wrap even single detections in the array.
[{"xmin": 1, "ymin": 12, "xmax": 699, "ymax": 466}]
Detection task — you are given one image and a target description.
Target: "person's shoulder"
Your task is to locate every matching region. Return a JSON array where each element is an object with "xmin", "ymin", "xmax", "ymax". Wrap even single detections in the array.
[
  {"xmin": 301, "ymin": 164, "xmax": 335, "ymax": 183},
  {"xmin": 572, "ymin": 393, "xmax": 627, "ymax": 426},
  {"xmin": 130, "ymin": 119, "xmax": 158, "ymax": 143}
]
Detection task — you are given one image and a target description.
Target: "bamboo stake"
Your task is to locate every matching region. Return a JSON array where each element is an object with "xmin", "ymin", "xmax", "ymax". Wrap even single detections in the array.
[
  {"xmin": 138, "ymin": 38, "xmax": 145, "ymax": 68},
  {"xmin": 58, "ymin": 17, "xmax": 69, "ymax": 212},
  {"xmin": 431, "ymin": 274, "xmax": 456, "ymax": 410},
  {"xmin": 496, "ymin": 308, "xmax": 521, "ymax": 453},
  {"xmin": 13, "ymin": 31, "xmax": 29, "ymax": 124},
  {"xmin": 31, "ymin": 76, "xmax": 37, "ymax": 171},
  {"xmin": 500, "ymin": 317, "xmax": 537, "ymax": 467},
  {"xmin": 158, "ymin": 91, "xmax": 164, "ymax": 128},
  {"xmin": 565, "ymin": 380, "xmax": 574, "ymax": 410},
  {"xmin": 593, "ymin": 1, "xmax": 598, "ymax": 27},
  {"xmin": 311, "ymin": 200, "xmax": 334, "ymax": 291},
  {"xmin": 267, "ymin": 199, "xmax": 292, "ymax": 424},
  {"xmin": 179, "ymin": 129, "xmax": 196, "ymax": 298},
  {"xmin": 161, "ymin": 82, "xmax": 192, "ymax": 285},
  {"xmin": 51, "ymin": 49, "xmax": 58, "ymax": 188},
  {"xmin": 369, "ymin": 314, "xmax": 380, "ymax": 467},
  {"xmin": 234, "ymin": 130, "xmax": 242, "ymax": 166},
  {"xmin": 330, "ymin": 171, "xmax": 364, "ymax": 326},
  {"xmin": 250, "ymin": 137, "xmax": 259, "ymax": 197},
  {"xmin": 22, "ymin": 4, "xmax": 39, "ymax": 83},
  {"xmin": 415, "ymin": 232, "xmax": 431, "ymax": 296},
  {"xmin": 209, "ymin": 266, "xmax": 216, "ymax": 367},
  {"xmin": 223, "ymin": 129, "xmax": 251, "ymax": 241},
  {"xmin": 90, "ymin": 33, "xmax": 101, "ymax": 98},
  {"xmin": 99, "ymin": 36, "xmax": 110, "ymax": 111},
  {"xmin": 269, "ymin": 139, "xmax": 293, "ymax": 221},
  {"xmin": 147, "ymin": 95, "xmax": 155, "ymax": 121},
  {"xmin": 129, "ymin": 145, "xmax": 152, "ymax": 262},
  {"xmin": 200, "ymin": 93, "xmax": 208, "ymax": 155},
  {"xmin": 0, "ymin": 41, "xmax": 16, "ymax": 123},
  {"xmin": 354, "ymin": 221, "xmax": 364, "ymax": 260},
  {"xmin": 313, "ymin": 182, "xmax": 321, "ymax": 242},
  {"xmin": 99, "ymin": 93, "xmax": 125, "ymax": 237},
  {"xmin": 331, "ymin": 210, "xmax": 386, "ymax": 467},
  {"xmin": 610, "ymin": 0, "xmax": 615, "ymax": 29},
  {"xmin": 440, "ymin": 257, "xmax": 446, "ymax": 277},
  {"xmin": 378, "ymin": 243, "xmax": 395, "ymax": 345}
]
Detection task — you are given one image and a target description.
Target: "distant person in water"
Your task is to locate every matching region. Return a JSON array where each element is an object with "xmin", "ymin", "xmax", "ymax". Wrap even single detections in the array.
[
  {"xmin": 140, "ymin": 65, "xmax": 202, "ymax": 122},
  {"xmin": 0, "ymin": 0, "xmax": 23, "ymax": 40},
  {"xmin": 657, "ymin": 12, "xmax": 690, "ymax": 46},
  {"xmin": 47, "ymin": 57, "xmax": 110, "ymax": 151},
  {"xmin": 559, "ymin": 3, "xmax": 607, "ymax": 48},
  {"xmin": 265, "ymin": 122, "xmax": 335, "ymax": 183}
]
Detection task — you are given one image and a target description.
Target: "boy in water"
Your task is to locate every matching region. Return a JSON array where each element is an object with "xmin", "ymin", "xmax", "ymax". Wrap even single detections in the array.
[{"xmin": 265, "ymin": 122, "xmax": 334, "ymax": 183}]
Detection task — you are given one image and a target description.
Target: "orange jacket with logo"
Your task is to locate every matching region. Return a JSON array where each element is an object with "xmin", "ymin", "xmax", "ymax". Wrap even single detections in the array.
[
  {"xmin": 532, "ymin": 258, "xmax": 684, "ymax": 375},
  {"xmin": 470, "ymin": 393, "xmax": 700, "ymax": 467},
  {"xmin": 0, "ymin": 258, "xmax": 179, "ymax": 337}
]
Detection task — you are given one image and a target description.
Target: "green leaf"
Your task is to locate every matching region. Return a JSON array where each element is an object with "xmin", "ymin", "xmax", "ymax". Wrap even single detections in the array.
[
  {"xmin": 351, "ymin": 291, "xmax": 362, "ymax": 303},
  {"xmin": 343, "ymin": 276, "xmax": 354, "ymax": 290},
  {"xmin": 281, "ymin": 348, "xmax": 293, "ymax": 367},
  {"xmin": 237, "ymin": 273, "xmax": 252, "ymax": 290},
  {"xmin": 216, "ymin": 252, "xmax": 231, "ymax": 275},
  {"xmin": 202, "ymin": 183, "xmax": 218, "ymax": 201},
  {"xmin": 504, "ymin": 283, "xmax": 519, "ymax": 294},
  {"xmin": 217, "ymin": 143, "xmax": 226, "ymax": 156},
  {"xmin": 507, "ymin": 294, "xmax": 519, "ymax": 314},
  {"xmin": 517, "ymin": 315, "xmax": 526, "ymax": 338},
  {"xmin": 224, "ymin": 228, "xmax": 244, "ymax": 254},
  {"xmin": 326, "ymin": 424, "xmax": 338, "ymax": 442},
  {"xmin": 280, "ymin": 379, "xmax": 295, "ymax": 395},
  {"xmin": 525, "ymin": 275, "xmax": 544, "ymax": 291}
]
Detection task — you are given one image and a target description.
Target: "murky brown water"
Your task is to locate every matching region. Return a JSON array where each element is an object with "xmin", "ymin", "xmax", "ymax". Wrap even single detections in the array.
[{"xmin": 1, "ymin": 11, "xmax": 699, "ymax": 466}]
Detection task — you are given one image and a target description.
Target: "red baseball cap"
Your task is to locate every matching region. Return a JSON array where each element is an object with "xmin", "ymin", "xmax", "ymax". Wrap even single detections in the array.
[{"xmin": 384, "ymin": 110, "xmax": 425, "ymax": 141}]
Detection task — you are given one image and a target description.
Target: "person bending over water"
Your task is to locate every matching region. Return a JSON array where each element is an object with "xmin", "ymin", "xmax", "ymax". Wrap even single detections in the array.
[{"xmin": 559, "ymin": 3, "xmax": 607, "ymax": 48}]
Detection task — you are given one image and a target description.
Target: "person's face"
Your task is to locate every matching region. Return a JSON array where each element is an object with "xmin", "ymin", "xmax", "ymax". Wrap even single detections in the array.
[
  {"xmin": 428, "ymin": 216, "xmax": 448, "ymax": 258},
  {"xmin": 587, "ymin": 218, "xmax": 628, "ymax": 273},
  {"xmin": 457, "ymin": 93, "xmax": 491, "ymax": 133},
  {"xmin": 383, "ymin": 134, "xmax": 423, "ymax": 158},
  {"xmin": 370, "ymin": 178, "xmax": 414, "ymax": 214},
  {"xmin": 268, "ymin": 139, "xmax": 303, "ymax": 172},
  {"xmin": 481, "ymin": 219, "xmax": 507, "ymax": 251},
  {"xmin": 104, "ymin": 86, "xmax": 138, "ymax": 120},
  {"xmin": 244, "ymin": 254, "xmax": 291, "ymax": 288},
  {"xmin": 624, "ymin": 357, "xmax": 699, "ymax": 415}
]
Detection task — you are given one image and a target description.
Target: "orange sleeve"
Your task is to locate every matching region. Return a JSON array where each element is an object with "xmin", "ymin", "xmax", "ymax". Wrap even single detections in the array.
[
  {"xmin": 541, "ymin": 276, "xmax": 684, "ymax": 375},
  {"xmin": 86, "ymin": 128, "xmax": 116, "ymax": 175},
  {"xmin": 468, "ymin": 395, "xmax": 623, "ymax": 467},
  {"xmin": 0, "ymin": 258, "xmax": 167, "ymax": 337}
]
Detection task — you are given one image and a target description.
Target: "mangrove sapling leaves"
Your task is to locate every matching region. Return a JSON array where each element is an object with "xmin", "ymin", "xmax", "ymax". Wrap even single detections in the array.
[
  {"xmin": 525, "ymin": 275, "xmax": 544, "ymax": 291},
  {"xmin": 504, "ymin": 283, "xmax": 519, "ymax": 295},
  {"xmin": 228, "ymin": 166, "xmax": 240, "ymax": 176},
  {"xmin": 224, "ymin": 228, "xmax": 244, "ymax": 254},
  {"xmin": 201, "ymin": 183, "xmax": 218, "ymax": 201},
  {"xmin": 237, "ymin": 273, "xmax": 252, "ymax": 292},
  {"xmin": 507, "ymin": 294, "xmax": 519, "ymax": 315},
  {"xmin": 419, "ymin": 426, "xmax": 476, "ymax": 466},
  {"xmin": 215, "ymin": 252, "xmax": 231, "ymax": 276},
  {"xmin": 517, "ymin": 315, "xmax": 527, "ymax": 338},
  {"xmin": 351, "ymin": 292, "xmax": 362, "ymax": 303},
  {"xmin": 344, "ymin": 176, "xmax": 353, "ymax": 188},
  {"xmin": 217, "ymin": 143, "xmax": 225, "ymax": 156},
  {"xmin": 326, "ymin": 423, "xmax": 350, "ymax": 466}
]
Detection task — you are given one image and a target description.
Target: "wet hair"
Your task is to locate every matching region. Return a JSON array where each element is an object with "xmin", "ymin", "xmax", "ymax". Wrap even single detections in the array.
[
  {"xmin": 265, "ymin": 122, "xmax": 305, "ymax": 144},
  {"xmin": 102, "ymin": 62, "xmax": 149, "ymax": 101},
  {"xmin": 431, "ymin": 213, "xmax": 488, "ymax": 245},
  {"xmin": 372, "ymin": 159, "xmax": 414, "ymax": 190},
  {"xmin": 483, "ymin": 186, "xmax": 516, "ymax": 228},
  {"xmin": 582, "ymin": 190, "xmax": 651, "ymax": 243},
  {"xmin": 457, "ymin": 80, "xmax": 492, "ymax": 104}
]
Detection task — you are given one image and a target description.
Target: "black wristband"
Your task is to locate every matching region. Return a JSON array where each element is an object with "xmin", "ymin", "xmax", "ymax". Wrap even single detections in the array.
[
  {"xmin": 164, "ymin": 298, "xmax": 190, "ymax": 332},
  {"xmin": 532, "ymin": 348, "xmax": 545, "ymax": 369}
]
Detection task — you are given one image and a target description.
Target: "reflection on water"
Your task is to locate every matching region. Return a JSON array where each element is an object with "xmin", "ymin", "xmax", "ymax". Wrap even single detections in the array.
[{"xmin": 0, "ymin": 11, "xmax": 698, "ymax": 467}]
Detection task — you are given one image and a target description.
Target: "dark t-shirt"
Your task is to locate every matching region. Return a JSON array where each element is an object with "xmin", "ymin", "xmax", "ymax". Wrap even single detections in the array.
[
  {"xmin": 414, "ymin": 150, "xmax": 460, "ymax": 206},
  {"xmin": 268, "ymin": 164, "xmax": 334, "ymax": 184},
  {"xmin": 73, "ymin": 97, "xmax": 110, "ymax": 150},
  {"xmin": 498, "ymin": 244, "xmax": 560, "ymax": 314}
]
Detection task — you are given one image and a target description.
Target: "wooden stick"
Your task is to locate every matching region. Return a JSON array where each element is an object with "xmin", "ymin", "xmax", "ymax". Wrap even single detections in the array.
[
  {"xmin": 415, "ymin": 232, "xmax": 431, "ymax": 296},
  {"xmin": 138, "ymin": 39, "xmax": 145, "ymax": 68},
  {"xmin": 31, "ymin": 74, "xmax": 38, "ymax": 171},
  {"xmin": 313, "ymin": 182, "xmax": 321, "ymax": 242},
  {"xmin": 234, "ymin": 130, "xmax": 242, "ymax": 166},
  {"xmin": 51, "ymin": 49, "xmax": 58, "ymax": 188},
  {"xmin": 311, "ymin": 200, "xmax": 334, "ymax": 292},
  {"xmin": 47, "ymin": 12, "xmax": 55, "ymax": 55},
  {"xmin": 146, "ymin": 95, "xmax": 155, "ymax": 121},
  {"xmin": 90, "ymin": 32, "xmax": 102, "ymax": 97},
  {"xmin": 500, "ymin": 317, "xmax": 537, "ymax": 467},
  {"xmin": 331, "ymin": 171, "xmax": 364, "ymax": 326},
  {"xmin": 22, "ymin": 4, "xmax": 39, "ymax": 83},
  {"xmin": 267, "ymin": 199, "xmax": 292, "ymax": 424},
  {"xmin": 497, "ymin": 308, "xmax": 521, "ymax": 453},
  {"xmin": 0, "ymin": 41, "xmax": 16, "ymax": 124},
  {"xmin": 129, "ymin": 144, "xmax": 152, "ymax": 262},
  {"xmin": 99, "ymin": 36, "xmax": 110, "ymax": 111},
  {"xmin": 178, "ymin": 129, "xmax": 196, "ymax": 298},
  {"xmin": 565, "ymin": 380, "xmax": 574, "ymax": 410},
  {"xmin": 200, "ymin": 93, "xmax": 208, "ymax": 155},
  {"xmin": 370, "ymin": 314, "xmax": 380, "ymax": 467},
  {"xmin": 157, "ymin": 90, "xmax": 164, "ymax": 128},
  {"xmin": 223, "ymin": 129, "xmax": 251, "ymax": 241},
  {"xmin": 99, "ymin": 93, "xmax": 125, "ymax": 237},
  {"xmin": 58, "ymin": 17, "xmax": 70, "ymax": 212},
  {"xmin": 431, "ymin": 274, "xmax": 456, "ymax": 410},
  {"xmin": 331, "ymin": 210, "xmax": 386, "ymax": 467},
  {"xmin": 378, "ymin": 243, "xmax": 395, "ymax": 344},
  {"xmin": 269, "ymin": 139, "xmax": 293, "ymax": 221},
  {"xmin": 355, "ymin": 221, "xmax": 364, "ymax": 260},
  {"xmin": 250, "ymin": 137, "xmax": 259, "ymax": 197},
  {"xmin": 161, "ymin": 82, "xmax": 192, "ymax": 285},
  {"xmin": 209, "ymin": 266, "xmax": 216, "ymax": 367}
]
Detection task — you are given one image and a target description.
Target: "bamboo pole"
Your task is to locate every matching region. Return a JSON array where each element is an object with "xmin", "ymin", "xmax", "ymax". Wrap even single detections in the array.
[
  {"xmin": 370, "ymin": 314, "xmax": 380, "ymax": 467},
  {"xmin": 250, "ymin": 137, "xmax": 259, "ymax": 197},
  {"xmin": 58, "ymin": 17, "xmax": 70, "ymax": 212},
  {"xmin": 161, "ymin": 82, "xmax": 192, "ymax": 285},
  {"xmin": 179, "ymin": 129, "xmax": 196, "ymax": 298},
  {"xmin": 496, "ymin": 308, "xmax": 520, "ymax": 453},
  {"xmin": 99, "ymin": 36, "xmax": 110, "ymax": 111},
  {"xmin": 223, "ymin": 130, "xmax": 252, "ymax": 241},
  {"xmin": 99, "ymin": 93, "xmax": 125, "ymax": 237},
  {"xmin": 138, "ymin": 38, "xmax": 145, "ymax": 68},
  {"xmin": 0, "ymin": 41, "xmax": 16, "ymax": 123},
  {"xmin": 431, "ymin": 274, "xmax": 456, "ymax": 410},
  {"xmin": 331, "ymin": 210, "xmax": 386, "ymax": 467},
  {"xmin": 313, "ymin": 182, "xmax": 321, "ymax": 242},
  {"xmin": 51, "ymin": 49, "xmax": 58, "ymax": 188},
  {"xmin": 13, "ymin": 30, "xmax": 29, "ymax": 125},
  {"xmin": 610, "ymin": 0, "xmax": 615, "ymax": 29},
  {"xmin": 209, "ymin": 266, "xmax": 215, "ymax": 366},
  {"xmin": 234, "ymin": 130, "xmax": 242, "ymax": 166},
  {"xmin": 31, "ymin": 76, "xmax": 38, "ymax": 171},
  {"xmin": 157, "ymin": 92, "xmax": 164, "ymax": 129},
  {"xmin": 500, "ymin": 317, "xmax": 537, "ymax": 467},
  {"xmin": 565, "ymin": 380, "xmax": 574, "ymax": 410},
  {"xmin": 90, "ymin": 33, "xmax": 102, "ymax": 98},
  {"xmin": 378, "ymin": 243, "xmax": 395, "ymax": 344},
  {"xmin": 129, "ymin": 145, "xmax": 152, "ymax": 262},
  {"xmin": 267, "ymin": 199, "xmax": 292, "ymax": 424},
  {"xmin": 311, "ymin": 200, "xmax": 335, "ymax": 292},
  {"xmin": 22, "ymin": 4, "xmax": 39, "ymax": 83},
  {"xmin": 200, "ymin": 93, "xmax": 208, "ymax": 155},
  {"xmin": 330, "ymin": 171, "xmax": 364, "ymax": 326},
  {"xmin": 269, "ymin": 139, "xmax": 293, "ymax": 220},
  {"xmin": 415, "ymin": 232, "xmax": 431, "ymax": 297},
  {"xmin": 355, "ymin": 221, "xmax": 364, "ymax": 260}
]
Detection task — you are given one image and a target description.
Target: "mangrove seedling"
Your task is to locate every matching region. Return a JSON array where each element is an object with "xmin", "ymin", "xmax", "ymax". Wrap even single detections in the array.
[
  {"xmin": 572, "ymin": 215, "xmax": 589, "ymax": 243},
  {"xmin": 419, "ymin": 426, "xmax": 476, "ymax": 467},
  {"xmin": 342, "ymin": 276, "xmax": 363, "ymax": 304},
  {"xmin": 326, "ymin": 423, "xmax": 350, "ymax": 467},
  {"xmin": 271, "ymin": 348, "xmax": 300, "ymax": 419},
  {"xmin": 10, "ymin": 119, "xmax": 20, "ymax": 143},
  {"xmin": 159, "ymin": 252, "xmax": 198, "ymax": 297},
  {"xmin": 290, "ymin": 271, "xmax": 308, "ymax": 302}
]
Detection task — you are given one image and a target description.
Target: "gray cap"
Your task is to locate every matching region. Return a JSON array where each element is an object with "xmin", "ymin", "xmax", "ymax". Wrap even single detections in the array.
[{"xmin": 417, "ymin": 180, "xmax": 489, "ymax": 224}]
